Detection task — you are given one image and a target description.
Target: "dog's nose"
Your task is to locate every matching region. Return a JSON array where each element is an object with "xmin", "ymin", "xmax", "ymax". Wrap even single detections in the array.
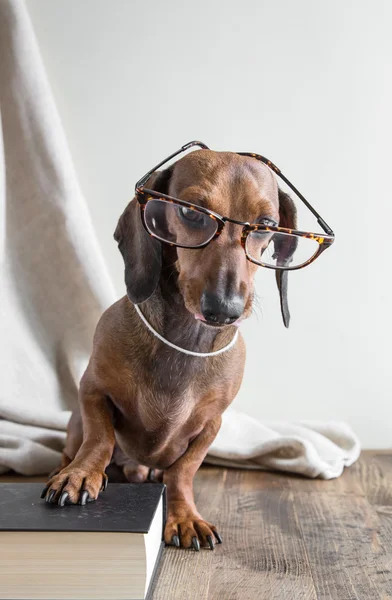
[{"xmin": 200, "ymin": 291, "xmax": 244, "ymax": 325}]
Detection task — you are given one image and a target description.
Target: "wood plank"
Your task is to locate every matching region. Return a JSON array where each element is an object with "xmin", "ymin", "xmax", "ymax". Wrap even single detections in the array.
[
  {"xmin": 374, "ymin": 505, "xmax": 392, "ymax": 590},
  {"xmin": 152, "ymin": 468, "xmax": 317, "ymax": 600},
  {"xmin": 355, "ymin": 452, "xmax": 392, "ymax": 506},
  {"xmin": 284, "ymin": 457, "xmax": 366, "ymax": 498},
  {"xmin": 362, "ymin": 453, "xmax": 392, "ymax": 596},
  {"xmin": 0, "ymin": 473, "xmax": 46, "ymax": 483},
  {"xmin": 294, "ymin": 490, "xmax": 392, "ymax": 599}
]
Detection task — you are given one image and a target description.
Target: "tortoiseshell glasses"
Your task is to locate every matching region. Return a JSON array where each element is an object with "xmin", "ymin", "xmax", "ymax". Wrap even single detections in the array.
[{"xmin": 135, "ymin": 141, "xmax": 335, "ymax": 271}]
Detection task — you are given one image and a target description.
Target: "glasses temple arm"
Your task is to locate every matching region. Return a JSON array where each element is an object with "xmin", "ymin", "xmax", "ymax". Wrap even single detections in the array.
[
  {"xmin": 238, "ymin": 152, "xmax": 335, "ymax": 237},
  {"xmin": 277, "ymin": 170, "xmax": 334, "ymax": 237},
  {"xmin": 135, "ymin": 141, "xmax": 210, "ymax": 189}
]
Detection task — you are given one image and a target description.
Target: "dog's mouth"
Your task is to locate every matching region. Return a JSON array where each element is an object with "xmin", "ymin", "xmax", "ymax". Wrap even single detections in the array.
[{"xmin": 194, "ymin": 313, "xmax": 243, "ymax": 328}]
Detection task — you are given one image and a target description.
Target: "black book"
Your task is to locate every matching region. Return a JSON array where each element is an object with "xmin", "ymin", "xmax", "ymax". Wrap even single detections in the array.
[{"xmin": 0, "ymin": 482, "xmax": 166, "ymax": 600}]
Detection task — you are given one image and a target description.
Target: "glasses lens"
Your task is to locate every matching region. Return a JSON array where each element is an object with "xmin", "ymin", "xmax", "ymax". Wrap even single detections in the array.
[
  {"xmin": 144, "ymin": 199, "xmax": 218, "ymax": 248},
  {"xmin": 246, "ymin": 230, "xmax": 319, "ymax": 269}
]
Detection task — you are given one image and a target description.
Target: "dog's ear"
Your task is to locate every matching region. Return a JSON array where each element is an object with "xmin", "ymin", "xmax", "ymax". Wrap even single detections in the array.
[
  {"xmin": 274, "ymin": 189, "xmax": 298, "ymax": 328},
  {"xmin": 114, "ymin": 169, "xmax": 172, "ymax": 304}
]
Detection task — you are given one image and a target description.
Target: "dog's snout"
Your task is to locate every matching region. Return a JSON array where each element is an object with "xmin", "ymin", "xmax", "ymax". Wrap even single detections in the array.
[{"xmin": 200, "ymin": 291, "xmax": 244, "ymax": 325}]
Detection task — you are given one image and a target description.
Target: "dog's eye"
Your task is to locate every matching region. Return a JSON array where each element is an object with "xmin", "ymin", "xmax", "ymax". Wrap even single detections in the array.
[
  {"xmin": 258, "ymin": 217, "xmax": 277, "ymax": 226},
  {"xmin": 178, "ymin": 207, "xmax": 205, "ymax": 224}
]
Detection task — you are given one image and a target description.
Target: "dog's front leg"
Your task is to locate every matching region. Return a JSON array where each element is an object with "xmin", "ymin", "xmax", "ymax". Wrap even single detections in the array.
[
  {"xmin": 42, "ymin": 389, "xmax": 115, "ymax": 505},
  {"xmin": 163, "ymin": 416, "xmax": 223, "ymax": 551}
]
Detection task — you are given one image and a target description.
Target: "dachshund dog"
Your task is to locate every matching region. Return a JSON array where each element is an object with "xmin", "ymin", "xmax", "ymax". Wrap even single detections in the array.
[{"xmin": 41, "ymin": 146, "xmax": 298, "ymax": 551}]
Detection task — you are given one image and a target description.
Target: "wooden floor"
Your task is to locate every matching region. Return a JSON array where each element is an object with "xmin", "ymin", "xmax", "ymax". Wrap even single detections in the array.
[{"xmin": 2, "ymin": 451, "xmax": 392, "ymax": 599}]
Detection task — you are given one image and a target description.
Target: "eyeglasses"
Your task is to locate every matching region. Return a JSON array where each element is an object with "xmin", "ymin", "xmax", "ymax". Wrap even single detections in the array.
[{"xmin": 134, "ymin": 141, "xmax": 335, "ymax": 271}]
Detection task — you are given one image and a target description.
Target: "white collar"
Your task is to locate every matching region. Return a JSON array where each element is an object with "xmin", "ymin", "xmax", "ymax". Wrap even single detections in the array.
[{"xmin": 134, "ymin": 303, "xmax": 239, "ymax": 358}]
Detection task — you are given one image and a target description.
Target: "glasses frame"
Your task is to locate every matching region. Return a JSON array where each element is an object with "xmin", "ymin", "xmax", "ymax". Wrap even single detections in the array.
[{"xmin": 135, "ymin": 141, "xmax": 335, "ymax": 271}]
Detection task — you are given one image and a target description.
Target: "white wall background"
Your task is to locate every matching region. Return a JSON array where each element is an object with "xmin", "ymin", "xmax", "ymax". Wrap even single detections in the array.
[{"xmin": 25, "ymin": 0, "xmax": 392, "ymax": 448}]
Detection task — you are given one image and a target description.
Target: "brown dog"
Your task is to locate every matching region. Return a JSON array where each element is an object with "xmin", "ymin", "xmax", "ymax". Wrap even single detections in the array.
[{"xmin": 41, "ymin": 148, "xmax": 296, "ymax": 551}]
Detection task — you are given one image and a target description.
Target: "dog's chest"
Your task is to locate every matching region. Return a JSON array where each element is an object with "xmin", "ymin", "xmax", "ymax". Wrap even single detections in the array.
[
  {"xmin": 113, "ymin": 351, "xmax": 205, "ymax": 425},
  {"xmin": 113, "ymin": 384, "xmax": 199, "ymax": 468},
  {"xmin": 111, "ymin": 342, "xmax": 227, "ymax": 462},
  {"xmin": 136, "ymin": 375, "xmax": 196, "ymax": 432}
]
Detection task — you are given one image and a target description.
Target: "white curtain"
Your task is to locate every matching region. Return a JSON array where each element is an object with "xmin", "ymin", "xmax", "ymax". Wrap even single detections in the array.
[{"xmin": 0, "ymin": 0, "xmax": 116, "ymax": 475}]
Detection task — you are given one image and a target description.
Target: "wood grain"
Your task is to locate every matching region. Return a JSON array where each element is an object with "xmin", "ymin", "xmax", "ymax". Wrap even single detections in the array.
[
  {"xmin": 152, "ymin": 467, "xmax": 318, "ymax": 600},
  {"xmin": 151, "ymin": 454, "xmax": 392, "ymax": 600},
  {"xmin": 2, "ymin": 451, "xmax": 392, "ymax": 599}
]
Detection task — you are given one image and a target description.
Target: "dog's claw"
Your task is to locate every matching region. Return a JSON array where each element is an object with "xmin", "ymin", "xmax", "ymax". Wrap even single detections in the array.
[
  {"xmin": 58, "ymin": 491, "xmax": 69, "ymax": 507},
  {"xmin": 80, "ymin": 490, "xmax": 89, "ymax": 506},
  {"xmin": 101, "ymin": 474, "xmax": 108, "ymax": 492},
  {"xmin": 46, "ymin": 490, "xmax": 56, "ymax": 503},
  {"xmin": 148, "ymin": 468, "xmax": 156, "ymax": 482},
  {"xmin": 213, "ymin": 530, "xmax": 223, "ymax": 544},
  {"xmin": 206, "ymin": 535, "xmax": 215, "ymax": 550},
  {"xmin": 191, "ymin": 536, "xmax": 200, "ymax": 552},
  {"xmin": 40, "ymin": 485, "xmax": 49, "ymax": 499},
  {"xmin": 172, "ymin": 535, "xmax": 180, "ymax": 547}
]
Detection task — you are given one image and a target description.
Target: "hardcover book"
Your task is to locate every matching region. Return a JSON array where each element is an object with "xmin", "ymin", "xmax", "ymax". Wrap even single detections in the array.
[{"xmin": 0, "ymin": 482, "xmax": 166, "ymax": 600}]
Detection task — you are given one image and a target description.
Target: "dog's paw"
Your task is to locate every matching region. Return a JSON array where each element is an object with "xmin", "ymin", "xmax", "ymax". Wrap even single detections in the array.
[
  {"xmin": 41, "ymin": 467, "xmax": 108, "ymax": 506},
  {"xmin": 123, "ymin": 464, "xmax": 150, "ymax": 483},
  {"xmin": 123, "ymin": 464, "xmax": 164, "ymax": 483},
  {"xmin": 164, "ymin": 510, "xmax": 222, "ymax": 551},
  {"xmin": 148, "ymin": 468, "xmax": 164, "ymax": 483}
]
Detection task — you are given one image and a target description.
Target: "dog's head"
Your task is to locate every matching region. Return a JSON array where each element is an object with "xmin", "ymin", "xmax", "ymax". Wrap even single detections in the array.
[{"xmin": 114, "ymin": 150, "xmax": 297, "ymax": 327}]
